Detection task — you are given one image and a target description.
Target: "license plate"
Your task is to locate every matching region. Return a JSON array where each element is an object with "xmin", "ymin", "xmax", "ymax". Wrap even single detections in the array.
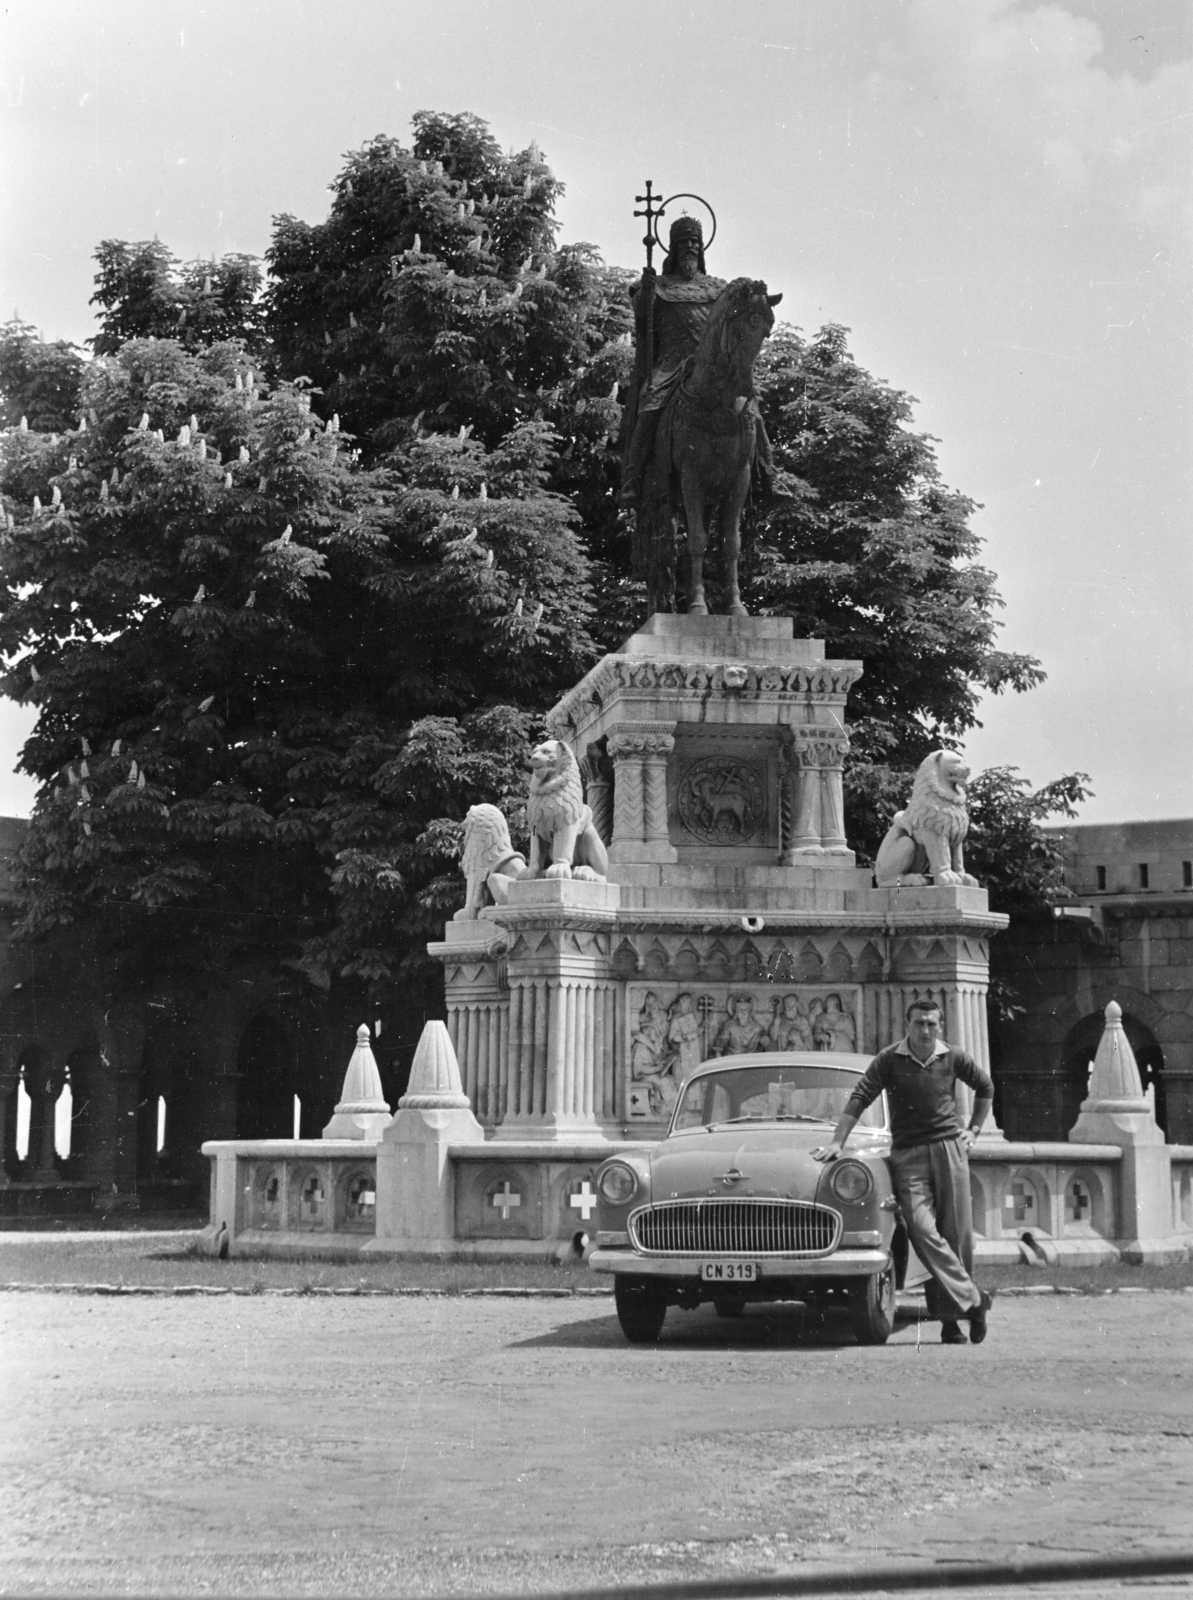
[{"xmin": 700, "ymin": 1261, "xmax": 758, "ymax": 1283}]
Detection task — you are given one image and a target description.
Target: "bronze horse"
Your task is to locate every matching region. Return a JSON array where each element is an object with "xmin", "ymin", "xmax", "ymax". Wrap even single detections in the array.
[{"xmin": 632, "ymin": 277, "xmax": 781, "ymax": 616}]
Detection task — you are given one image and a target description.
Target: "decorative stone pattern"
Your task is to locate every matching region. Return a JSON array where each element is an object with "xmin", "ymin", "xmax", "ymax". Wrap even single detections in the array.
[
  {"xmin": 454, "ymin": 1152, "xmax": 613, "ymax": 1242},
  {"xmin": 967, "ymin": 1146, "xmax": 1123, "ymax": 1260}
]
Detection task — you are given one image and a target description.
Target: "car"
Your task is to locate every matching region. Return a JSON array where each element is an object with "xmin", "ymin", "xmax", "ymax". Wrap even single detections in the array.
[{"xmin": 589, "ymin": 1052, "xmax": 927, "ymax": 1345}]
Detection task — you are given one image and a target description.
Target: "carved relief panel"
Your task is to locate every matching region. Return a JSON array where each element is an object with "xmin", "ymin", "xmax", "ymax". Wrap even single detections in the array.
[
  {"xmin": 623, "ymin": 982, "xmax": 864, "ymax": 1123},
  {"xmin": 669, "ymin": 729, "xmax": 783, "ymax": 857}
]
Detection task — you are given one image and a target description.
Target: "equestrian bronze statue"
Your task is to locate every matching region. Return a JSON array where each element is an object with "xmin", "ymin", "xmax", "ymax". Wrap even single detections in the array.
[{"xmin": 620, "ymin": 205, "xmax": 780, "ymax": 616}]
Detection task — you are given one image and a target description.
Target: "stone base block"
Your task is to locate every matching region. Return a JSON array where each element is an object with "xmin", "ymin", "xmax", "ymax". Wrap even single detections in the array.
[
  {"xmin": 440, "ymin": 915, "xmax": 506, "ymax": 946},
  {"xmin": 623, "ymin": 613, "xmax": 824, "ymax": 663},
  {"xmin": 504, "ymin": 878, "xmax": 622, "ymax": 912},
  {"xmin": 489, "ymin": 1120, "xmax": 618, "ymax": 1144},
  {"xmin": 849, "ymin": 885, "xmax": 992, "ymax": 914},
  {"xmin": 1118, "ymin": 1234, "xmax": 1193, "ymax": 1265}
]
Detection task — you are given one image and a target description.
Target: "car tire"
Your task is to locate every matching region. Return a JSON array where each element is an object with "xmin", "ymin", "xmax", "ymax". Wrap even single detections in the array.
[
  {"xmin": 849, "ymin": 1264, "xmax": 896, "ymax": 1345},
  {"xmin": 713, "ymin": 1298, "xmax": 744, "ymax": 1319},
  {"xmin": 614, "ymin": 1278, "xmax": 667, "ymax": 1343}
]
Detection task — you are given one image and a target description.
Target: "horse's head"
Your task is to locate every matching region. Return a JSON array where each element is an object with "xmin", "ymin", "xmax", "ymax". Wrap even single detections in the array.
[{"xmin": 699, "ymin": 278, "xmax": 782, "ymax": 395}]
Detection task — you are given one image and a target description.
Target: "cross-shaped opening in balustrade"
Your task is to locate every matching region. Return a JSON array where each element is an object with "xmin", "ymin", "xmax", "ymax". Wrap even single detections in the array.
[
  {"xmin": 1066, "ymin": 1179, "xmax": 1091, "ymax": 1224},
  {"xmin": 1004, "ymin": 1180, "xmax": 1035, "ymax": 1224},
  {"xmin": 568, "ymin": 1181, "xmax": 597, "ymax": 1221},
  {"xmin": 301, "ymin": 1175, "xmax": 324, "ymax": 1217},
  {"xmin": 491, "ymin": 1181, "xmax": 522, "ymax": 1221}
]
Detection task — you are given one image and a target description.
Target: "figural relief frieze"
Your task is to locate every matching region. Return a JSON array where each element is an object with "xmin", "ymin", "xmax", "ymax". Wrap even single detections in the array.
[{"xmin": 625, "ymin": 982, "xmax": 862, "ymax": 1121}]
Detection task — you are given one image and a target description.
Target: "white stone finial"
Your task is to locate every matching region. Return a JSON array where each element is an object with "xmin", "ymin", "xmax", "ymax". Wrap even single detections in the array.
[
  {"xmin": 322, "ymin": 1023, "xmax": 392, "ymax": 1141},
  {"xmin": 399, "ymin": 1021, "xmax": 471, "ymax": 1110},
  {"xmin": 1087, "ymin": 1000, "xmax": 1145, "ymax": 1104},
  {"xmin": 1070, "ymin": 997, "xmax": 1161, "ymax": 1148}
]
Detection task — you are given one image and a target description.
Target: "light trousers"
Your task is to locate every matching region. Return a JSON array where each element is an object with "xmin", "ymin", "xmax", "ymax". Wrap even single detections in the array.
[{"xmin": 890, "ymin": 1135, "xmax": 981, "ymax": 1320}]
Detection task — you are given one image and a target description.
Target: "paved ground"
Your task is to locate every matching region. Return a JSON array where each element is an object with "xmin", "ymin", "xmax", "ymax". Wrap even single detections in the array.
[{"xmin": 2, "ymin": 1288, "xmax": 1192, "ymax": 1597}]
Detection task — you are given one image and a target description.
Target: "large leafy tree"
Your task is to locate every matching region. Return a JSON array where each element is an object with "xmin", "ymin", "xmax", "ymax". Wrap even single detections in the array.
[
  {"xmin": 0, "ymin": 110, "xmax": 1085, "ymax": 1037},
  {"xmin": 0, "ymin": 336, "xmax": 595, "ymax": 1008}
]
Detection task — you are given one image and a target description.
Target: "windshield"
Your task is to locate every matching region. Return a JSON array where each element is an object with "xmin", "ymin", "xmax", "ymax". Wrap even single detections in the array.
[{"xmin": 672, "ymin": 1066, "xmax": 885, "ymax": 1132}]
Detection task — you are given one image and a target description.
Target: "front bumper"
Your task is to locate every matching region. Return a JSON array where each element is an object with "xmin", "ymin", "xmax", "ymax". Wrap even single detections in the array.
[{"xmin": 588, "ymin": 1247, "xmax": 891, "ymax": 1280}]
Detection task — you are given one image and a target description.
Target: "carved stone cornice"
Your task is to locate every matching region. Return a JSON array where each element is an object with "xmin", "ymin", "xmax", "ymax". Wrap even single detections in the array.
[
  {"xmin": 547, "ymin": 657, "xmax": 864, "ymax": 740},
  {"xmin": 490, "ymin": 908, "xmax": 622, "ymax": 935},
  {"xmin": 427, "ymin": 934, "xmax": 510, "ymax": 964},
  {"xmin": 609, "ymin": 908, "xmax": 1010, "ymax": 937}
]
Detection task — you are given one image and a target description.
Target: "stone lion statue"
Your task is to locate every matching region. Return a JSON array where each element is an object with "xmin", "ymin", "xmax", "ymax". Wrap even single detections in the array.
[
  {"xmin": 873, "ymin": 750, "xmax": 979, "ymax": 888},
  {"xmin": 526, "ymin": 739, "xmax": 609, "ymax": 882},
  {"xmin": 455, "ymin": 803, "xmax": 528, "ymax": 918}
]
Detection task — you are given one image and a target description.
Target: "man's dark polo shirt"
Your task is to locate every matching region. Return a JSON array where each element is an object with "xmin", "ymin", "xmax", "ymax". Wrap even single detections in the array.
[{"xmin": 842, "ymin": 1038, "xmax": 993, "ymax": 1151}]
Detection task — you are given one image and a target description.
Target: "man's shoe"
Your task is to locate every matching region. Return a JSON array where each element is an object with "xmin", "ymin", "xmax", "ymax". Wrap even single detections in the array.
[
  {"xmin": 968, "ymin": 1290, "xmax": 993, "ymax": 1345},
  {"xmin": 940, "ymin": 1320, "xmax": 968, "ymax": 1345}
]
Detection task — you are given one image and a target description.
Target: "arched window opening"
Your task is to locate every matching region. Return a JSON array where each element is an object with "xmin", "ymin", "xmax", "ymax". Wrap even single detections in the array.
[
  {"xmin": 15, "ymin": 1067, "xmax": 31, "ymax": 1162},
  {"xmin": 236, "ymin": 1014, "xmax": 299, "ymax": 1140},
  {"xmin": 54, "ymin": 1070, "xmax": 73, "ymax": 1161},
  {"xmin": 292, "ymin": 1094, "xmax": 302, "ymax": 1140},
  {"xmin": 156, "ymin": 1094, "xmax": 167, "ymax": 1154}
]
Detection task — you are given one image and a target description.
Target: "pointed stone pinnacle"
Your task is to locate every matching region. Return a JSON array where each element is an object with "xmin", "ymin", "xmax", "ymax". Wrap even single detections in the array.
[
  {"xmin": 1087, "ymin": 1000, "xmax": 1146, "ymax": 1104},
  {"xmin": 399, "ymin": 1020, "xmax": 470, "ymax": 1110},
  {"xmin": 322, "ymin": 1023, "xmax": 391, "ymax": 1141}
]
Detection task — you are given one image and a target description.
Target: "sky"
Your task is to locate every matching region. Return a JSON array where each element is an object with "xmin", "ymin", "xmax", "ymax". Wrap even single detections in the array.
[{"xmin": 0, "ymin": 0, "xmax": 1190, "ymax": 825}]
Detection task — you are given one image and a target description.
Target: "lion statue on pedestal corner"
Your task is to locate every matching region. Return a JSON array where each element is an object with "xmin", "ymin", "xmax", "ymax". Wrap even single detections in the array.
[
  {"xmin": 456, "ymin": 803, "xmax": 528, "ymax": 918},
  {"xmin": 873, "ymin": 750, "xmax": 979, "ymax": 888},
  {"xmin": 526, "ymin": 738, "xmax": 608, "ymax": 883}
]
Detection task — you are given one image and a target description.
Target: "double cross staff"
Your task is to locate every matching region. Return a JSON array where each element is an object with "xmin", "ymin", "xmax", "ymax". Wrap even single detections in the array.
[{"xmin": 633, "ymin": 180, "xmax": 664, "ymax": 402}]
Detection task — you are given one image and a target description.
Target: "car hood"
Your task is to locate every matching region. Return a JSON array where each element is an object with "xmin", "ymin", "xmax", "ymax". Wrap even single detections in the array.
[{"xmin": 649, "ymin": 1125, "xmax": 879, "ymax": 1201}]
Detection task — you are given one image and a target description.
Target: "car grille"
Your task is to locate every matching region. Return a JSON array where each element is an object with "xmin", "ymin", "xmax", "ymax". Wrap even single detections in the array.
[{"xmin": 629, "ymin": 1199, "xmax": 841, "ymax": 1257}]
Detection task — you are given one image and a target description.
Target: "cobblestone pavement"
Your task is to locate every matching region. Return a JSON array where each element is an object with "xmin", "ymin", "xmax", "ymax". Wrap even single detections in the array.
[{"xmin": 2, "ymin": 1290, "xmax": 1192, "ymax": 1596}]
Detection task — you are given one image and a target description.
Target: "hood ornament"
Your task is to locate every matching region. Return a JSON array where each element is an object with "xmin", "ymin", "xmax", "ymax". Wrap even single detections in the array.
[{"xmin": 720, "ymin": 1167, "xmax": 745, "ymax": 1186}]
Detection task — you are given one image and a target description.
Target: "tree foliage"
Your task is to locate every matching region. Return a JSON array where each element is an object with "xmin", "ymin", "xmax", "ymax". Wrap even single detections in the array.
[
  {"xmin": 0, "ymin": 110, "xmax": 1087, "ymax": 1017},
  {"xmin": 964, "ymin": 766, "xmax": 1091, "ymax": 913},
  {"xmin": 91, "ymin": 240, "xmax": 265, "ymax": 356},
  {"xmin": 0, "ymin": 320, "xmax": 85, "ymax": 433}
]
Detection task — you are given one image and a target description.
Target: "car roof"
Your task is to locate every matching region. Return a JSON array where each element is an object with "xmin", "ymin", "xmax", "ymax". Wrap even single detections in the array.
[{"xmin": 691, "ymin": 1051, "xmax": 872, "ymax": 1078}]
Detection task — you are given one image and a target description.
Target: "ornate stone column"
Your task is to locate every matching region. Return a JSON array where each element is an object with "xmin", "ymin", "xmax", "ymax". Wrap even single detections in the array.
[
  {"xmin": 579, "ymin": 743, "xmax": 614, "ymax": 847},
  {"xmin": 607, "ymin": 722, "xmax": 677, "ymax": 865},
  {"xmin": 783, "ymin": 726, "xmax": 851, "ymax": 859},
  {"xmin": 642, "ymin": 729, "xmax": 675, "ymax": 848}
]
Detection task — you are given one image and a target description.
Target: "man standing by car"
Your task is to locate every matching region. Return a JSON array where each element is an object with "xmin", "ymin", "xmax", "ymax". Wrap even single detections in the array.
[{"xmin": 812, "ymin": 1000, "xmax": 994, "ymax": 1346}]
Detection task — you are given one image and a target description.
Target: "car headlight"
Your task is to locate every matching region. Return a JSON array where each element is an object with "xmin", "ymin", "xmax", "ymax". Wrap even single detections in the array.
[
  {"xmin": 596, "ymin": 1161, "xmax": 639, "ymax": 1205},
  {"xmin": 829, "ymin": 1160, "xmax": 873, "ymax": 1203}
]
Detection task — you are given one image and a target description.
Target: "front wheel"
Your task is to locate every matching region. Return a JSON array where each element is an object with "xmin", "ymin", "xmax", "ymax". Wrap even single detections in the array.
[
  {"xmin": 849, "ymin": 1265, "xmax": 896, "ymax": 1345},
  {"xmin": 614, "ymin": 1278, "xmax": 667, "ymax": 1344}
]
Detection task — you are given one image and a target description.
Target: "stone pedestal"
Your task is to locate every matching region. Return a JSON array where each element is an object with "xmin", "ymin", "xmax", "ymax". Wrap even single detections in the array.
[
  {"xmin": 1070, "ymin": 1000, "xmax": 1177, "ymax": 1259},
  {"xmin": 367, "ymin": 1021, "xmax": 485, "ymax": 1256},
  {"xmin": 430, "ymin": 617, "xmax": 1009, "ymax": 1146}
]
